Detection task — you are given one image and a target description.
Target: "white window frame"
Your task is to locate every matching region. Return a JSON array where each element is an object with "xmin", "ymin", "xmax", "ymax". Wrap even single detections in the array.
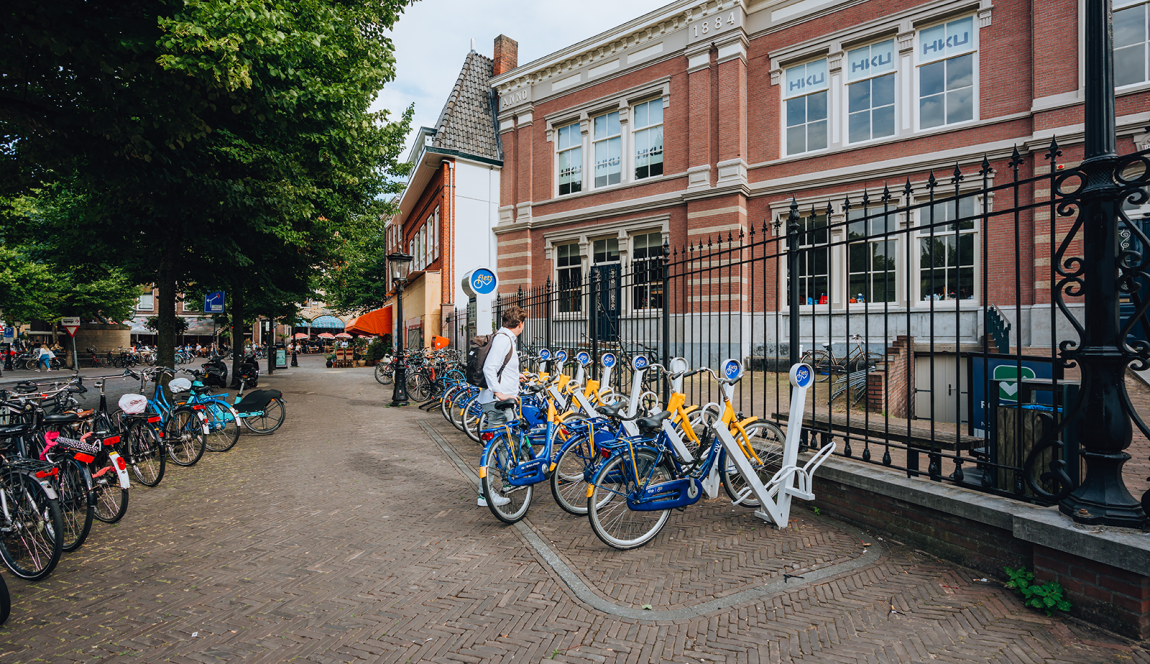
[
  {"xmin": 591, "ymin": 110, "xmax": 622, "ymax": 189},
  {"xmin": 630, "ymin": 231, "xmax": 665, "ymax": 312},
  {"xmin": 138, "ymin": 292, "xmax": 155, "ymax": 311},
  {"xmin": 911, "ymin": 193, "xmax": 983, "ymax": 308},
  {"xmin": 845, "ymin": 39, "xmax": 897, "ymax": 145},
  {"xmin": 433, "ymin": 208, "xmax": 440, "ymax": 261},
  {"xmin": 1115, "ymin": 0, "xmax": 1150, "ymax": 89},
  {"xmin": 784, "ymin": 211, "xmax": 832, "ymax": 309},
  {"xmin": 782, "ymin": 58, "xmax": 830, "ymax": 157},
  {"xmin": 845, "ymin": 207, "xmax": 901, "ymax": 307},
  {"xmin": 555, "ymin": 243, "xmax": 583, "ymax": 314},
  {"xmin": 914, "ymin": 15, "xmax": 979, "ymax": 132},
  {"xmin": 632, "ymin": 98, "xmax": 664, "ymax": 182},
  {"xmin": 556, "ymin": 122, "xmax": 584, "ymax": 196}
]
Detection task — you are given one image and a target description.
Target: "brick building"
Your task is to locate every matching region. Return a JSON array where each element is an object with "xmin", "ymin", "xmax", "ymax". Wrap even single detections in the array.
[
  {"xmin": 490, "ymin": 0, "xmax": 1150, "ymax": 386},
  {"xmin": 384, "ymin": 37, "xmax": 515, "ymax": 348}
]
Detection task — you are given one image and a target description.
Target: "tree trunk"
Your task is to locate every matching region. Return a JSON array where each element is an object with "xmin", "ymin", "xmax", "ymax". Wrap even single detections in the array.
[
  {"xmin": 156, "ymin": 252, "xmax": 177, "ymax": 369},
  {"xmin": 230, "ymin": 285, "xmax": 245, "ymax": 388}
]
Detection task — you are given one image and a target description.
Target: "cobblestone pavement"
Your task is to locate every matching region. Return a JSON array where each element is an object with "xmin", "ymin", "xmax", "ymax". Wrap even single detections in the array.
[{"xmin": 0, "ymin": 355, "xmax": 1145, "ymax": 663}]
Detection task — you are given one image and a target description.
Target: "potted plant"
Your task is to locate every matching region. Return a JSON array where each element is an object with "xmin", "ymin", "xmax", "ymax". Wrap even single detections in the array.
[{"xmin": 324, "ymin": 352, "xmax": 334, "ymax": 368}]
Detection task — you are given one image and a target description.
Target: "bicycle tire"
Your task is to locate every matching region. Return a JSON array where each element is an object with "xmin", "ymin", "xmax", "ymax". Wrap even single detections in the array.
[
  {"xmin": 800, "ymin": 350, "xmax": 835, "ymax": 382},
  {"xmin": 405, "ymin": 372, "xmax": 428, "ymax": 402},
  {"xmin": 0, "ymin": 472, "xmax": 63, "ymax": 581},
  {"xmin": 450, "ymin": 392, "xmax": 474, "ymax": 432},
  {"xmin": 374, "ymin": 363, "xmax": 394, "ymax": 385},
  {"xmin": 91, "ymin": 462, "xmax": 129, "ymax": 524},
  {"xmin": 548, "ymin": 416, "xmax": 595, "ymax": 515},
  {"xmin": 166, "ymin": 409, "xmax": 206, "ymax": 466},
  {"xmin": 481, "ymin": 436, "xmax": 533, "ymax": 524},
  {"xmin": 440, "ymin": 384, "xmax": 464, "ymax": 422},
  {"xmin": 202, "ymin": 402, "xmax": 241, "ymax": 452},
  {"xmin": 721, "ymin": 421, "xmax": 786, "ymax": 507},
  {"xmin": 57, "ymin": 458, "xmax": 94, "ymax": 552},
  {"xmin": 242, "ymin": 397, "xmax": 286, "ymax": 435},
  {"xmin": 587, "ymin": 449, "xmax": 672, "ymax": 550},
  {"xmin": 127, "ymin": 420, "xmax": 166, "ymax": 487},
  {"xmin": 462, "ymin": 399, "xmax": 484, "ymax": 443}
]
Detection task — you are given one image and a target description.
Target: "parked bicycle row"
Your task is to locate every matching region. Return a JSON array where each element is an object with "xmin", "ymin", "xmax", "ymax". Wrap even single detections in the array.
[
  {"xmin": 400, "ymin": 322, "xmax": 831, "ymax": 553},
  {"xmin": 0, "ymin": 360, "xmax": 289, "ymax": 624}
]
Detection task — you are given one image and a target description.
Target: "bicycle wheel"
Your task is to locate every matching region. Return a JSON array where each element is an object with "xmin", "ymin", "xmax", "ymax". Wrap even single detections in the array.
[
  {"xmin": 440, "ymin": 384, "xmax": 464, "ymax": 422},
  {"xmin": 0, "ymin": 472, "xmax": 63, "ymax": 580},
  {"xmin": 405, "ymin": 372, "xmax": 428, "ymax": 401},
  {"xmin": 587, "ymin": 449, "xmax": 673, "ymax": 550},
  {"xmin": 166, "ymin": 409, "xmax": 206, "ymax": 466},
  {"xmin": 374, "ymin": 363, "xmax": 394, "ymax": 385},
  {"xmin": 91, "ymin": 461, "xmax": 129, "ymax": 524},
  {"xmin": 549, "ymin": 421, "xmax": 597, "ymax": 515},
  {"xmin": 850, "ymin": 352, "xmax": 884, "ymax": 373},
  {"xmin": 57, "ymin": 459, "xmax": 93, "ymax": 552},
  {"xmin": 451, "ymin": 392, "xmax": 474, "ymax": 432},
  {"xmin": 202, "ymin": 402, "xmax": 241, "ymax": 452},
  {"xmin": 721, "ymin": 421, "xmax": 786, "ymax": 507},
  {"xmin": 463, "ymin": 400, "xmax": 484, "ymax": 443},
  {"xmin": 480, "ymin": 436, "xmax": 533, "ymax": 524},
  {"xmin": 242, "ymin": 397, "xmax": 285, "ymax": 435},
  {"xmin": 128, "ymin": 421, "xmax": 166, "ymax": 487},
  {"xmin": 801, "ymin": 350, "xmax": 835, "ymax": 382}
]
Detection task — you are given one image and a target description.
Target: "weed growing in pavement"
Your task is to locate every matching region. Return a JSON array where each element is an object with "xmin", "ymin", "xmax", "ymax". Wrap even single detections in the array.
[
  {"xmin": 812, "ymin": 506, "xmax": 821, "ymax": 516},
  {"xmin": 1004, "ymin": 567, "xmax": 1072, "ymax": 616}
]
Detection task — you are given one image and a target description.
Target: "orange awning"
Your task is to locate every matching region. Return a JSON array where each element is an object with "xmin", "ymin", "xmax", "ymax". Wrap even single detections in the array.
[{"xmin": 347, "ymin": 306, "xmax": 393, "ymax": 337}]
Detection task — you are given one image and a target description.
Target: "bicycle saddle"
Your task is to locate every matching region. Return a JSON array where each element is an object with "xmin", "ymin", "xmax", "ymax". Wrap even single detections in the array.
[
  {"xmin": 597, "ymin": 401, "xmax": 628, "ymax": 418},
  {"xmin": 494, "ymin": 399, "xmax": 518, "ymax": 411},
  {"xmin": 635, "ymin": 411, "xmax": 672, "ymax": 432},
  {"xmin": 43, "ymin": 413, "xmax": 80, "ymax": 424}
]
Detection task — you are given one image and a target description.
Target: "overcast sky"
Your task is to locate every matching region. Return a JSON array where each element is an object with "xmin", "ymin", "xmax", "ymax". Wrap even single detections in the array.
[{"xmin": 371, "ymin": 0, "xmax": 671, "ymax": 156}]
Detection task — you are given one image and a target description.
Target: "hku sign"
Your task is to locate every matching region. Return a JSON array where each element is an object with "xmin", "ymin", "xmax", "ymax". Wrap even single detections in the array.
[{"xmin": 461, "ymin": 268, "xmax": 498, "ymax": 298}]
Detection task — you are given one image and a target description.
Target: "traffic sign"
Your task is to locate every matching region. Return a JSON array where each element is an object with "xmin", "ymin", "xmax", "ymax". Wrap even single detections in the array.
[
  {"xmin": 205, "ymin": 291, "xmax": 226, "ymax": 314},
  {"xmin": 2, "ymin": 327, "xmax": 12, "ymax": 340},
  {"xmin": 60, "ymin": 317, "xmax": 80, "ymax": 338}
]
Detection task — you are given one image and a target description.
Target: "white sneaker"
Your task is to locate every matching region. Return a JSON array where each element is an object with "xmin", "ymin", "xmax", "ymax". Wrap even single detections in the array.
[{"xmin": 477, "ymin": 493, "xmax": 511, "ymax": 507}]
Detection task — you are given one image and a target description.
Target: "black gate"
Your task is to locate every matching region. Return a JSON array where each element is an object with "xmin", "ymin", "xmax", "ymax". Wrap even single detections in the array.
[{"xmin": 592, "ymin": 264, "xmax": 620, "ymax": 343}]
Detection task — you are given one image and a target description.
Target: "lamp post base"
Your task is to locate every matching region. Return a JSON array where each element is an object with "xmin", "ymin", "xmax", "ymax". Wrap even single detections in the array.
[
  {"xmin": 390, "ymin": 367, "xmax": 409, "ymax": 407},
  {"xmin": 1060, "ymin": 451, "xmax": 1147, "ymax": 528}
]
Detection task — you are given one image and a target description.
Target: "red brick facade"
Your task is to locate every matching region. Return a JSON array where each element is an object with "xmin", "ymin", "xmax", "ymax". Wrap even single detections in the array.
[{"xmin": 491, "ymin": 0, "xmax": 1150, "ymax": 327}]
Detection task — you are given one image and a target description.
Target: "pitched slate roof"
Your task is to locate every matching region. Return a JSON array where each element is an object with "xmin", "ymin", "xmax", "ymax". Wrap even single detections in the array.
[{"xmin": 430, "ymin": 51, "xmax": 502, "ymax": 162}]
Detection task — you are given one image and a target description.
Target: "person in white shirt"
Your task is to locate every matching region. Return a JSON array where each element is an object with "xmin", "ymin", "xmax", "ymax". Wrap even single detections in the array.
[{"xmin": 476, "ymin": 305, "xmax": 527, "ymax": 507}]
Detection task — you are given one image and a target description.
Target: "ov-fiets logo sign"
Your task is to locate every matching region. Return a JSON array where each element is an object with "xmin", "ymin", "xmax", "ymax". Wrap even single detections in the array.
[{"xmin": 473, "ymin": 274, "xmax": 494, "ymax": 290}]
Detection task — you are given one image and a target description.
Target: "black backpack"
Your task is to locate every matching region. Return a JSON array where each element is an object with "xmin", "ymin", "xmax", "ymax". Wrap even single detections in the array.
[{"xmin": 465, "ymin": 331, "xmax": 514, "ymax": 389}]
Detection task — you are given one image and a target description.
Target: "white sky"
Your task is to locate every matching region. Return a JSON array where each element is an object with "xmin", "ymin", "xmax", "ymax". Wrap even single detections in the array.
[{"xmin": 371, "ymin": 0, "xmax": 672, "ymax": 156}]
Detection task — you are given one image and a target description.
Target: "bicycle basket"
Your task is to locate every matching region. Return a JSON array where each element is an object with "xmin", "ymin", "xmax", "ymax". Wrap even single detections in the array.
[{"xmin": 118, "ymin": 393, "xmax": 148, "ymax": 414}]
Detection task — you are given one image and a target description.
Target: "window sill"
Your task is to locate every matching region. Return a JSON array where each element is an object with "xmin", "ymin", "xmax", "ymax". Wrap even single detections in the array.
[
  {"xmin": 1117, "ymin": 81, "xmax": 1150, "ymax": 97},
  {"xmin": 549, "ymin": 172, "xmax": 682, "ymax": 204}
]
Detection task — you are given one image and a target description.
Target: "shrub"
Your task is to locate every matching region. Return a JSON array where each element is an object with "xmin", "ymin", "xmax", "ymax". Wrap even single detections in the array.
[
  {"xmin": 365, "ymin": 337, "xmax": 388, "ymax": 363},
  {"xmin": 1004, "ymin": 567, "xmax": 1072, "ymax": 616}
]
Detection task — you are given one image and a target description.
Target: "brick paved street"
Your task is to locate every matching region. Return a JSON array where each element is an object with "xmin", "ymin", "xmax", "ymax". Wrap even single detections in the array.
[{"xmin": 1, "ymin": 355, "xmax": 1146, "ymax": 663}]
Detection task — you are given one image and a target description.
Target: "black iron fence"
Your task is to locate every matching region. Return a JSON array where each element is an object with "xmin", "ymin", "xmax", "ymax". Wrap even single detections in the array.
[{"xmin": 480, "ymin": 139, "xmax": 1150, "ymax": 517}]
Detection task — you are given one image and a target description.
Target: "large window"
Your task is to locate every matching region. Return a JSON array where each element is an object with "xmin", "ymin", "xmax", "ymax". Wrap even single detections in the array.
[
  {"xmin": 592, "ymin": 111, "xmax": 622, "ymax": 188},
  {"xmin": 847, "ymin": 208, "xmax": 898, "ymax": 304},
  {"xmin": 788, "ymin": 213, "xmax": 830, "ymax": 305},
  {"xmin": 919, "ymin": 196, "xmax": 977, "ymax": 302},
  {"xmin": 1116, "ymin": 0, "xmax": 1150, "ymax": 87},
  {"xmin": 557, "ymin": 123, "xmax": 583, "ymax": 195},
  {"xmin": 784, "ymin": 59, "xmax": 828, "ymax": 156},
  {"xmin": 633, "ymin": 100, "xmax": 664, "ymax": 180},
  {"xmin": 847, "ymin": 40, "xmax": 896, "ymax": 144},
  {"xmin": 918, "ymin": 17, "xmax": 975, "ymax": 129},
  {"xmin": 139, "ymin": 292, "xmax": 154, "ymax": 310},
  {"xmin": 556, "ymin": 243, "xmax": 582, "ymax": 313},
  {"xmin": 632, "ymin": 232, "xmax": 664, "ymax": 310}
]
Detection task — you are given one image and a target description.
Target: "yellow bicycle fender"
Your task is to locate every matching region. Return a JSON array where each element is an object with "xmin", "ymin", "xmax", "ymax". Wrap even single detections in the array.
[
  {"xmin": 737, "ymin": 416, "xmax": 759, "ymax": 428},
  {"xmin": 683, "ymin": 405, "xmax": 699, "ymax": 415},
  {"xmin": 479, "ymin": 467, "xmax": 487, "ymax": 479},
  {"xmin": 586, "ymin": 484, "xmax": 595, "ymax": 498}
]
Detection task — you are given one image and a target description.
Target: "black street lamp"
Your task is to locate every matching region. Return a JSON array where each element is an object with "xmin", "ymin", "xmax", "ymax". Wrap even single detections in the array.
[{"xmin": 387, "ymin": 251, "xmax": 413, "ymax": 407}]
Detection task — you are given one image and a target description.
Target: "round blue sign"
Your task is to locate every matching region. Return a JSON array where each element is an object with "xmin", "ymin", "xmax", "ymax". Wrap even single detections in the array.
[
  {"xmin": 721, "ymin": 359, "xmax": 743, "ymax": 381},
  {"xmin": 539, "ymin": 348, "xmax": 551, "ymax": 361},
  {"xmin": 633, "ymin": 355, "xmax": 648, "ymax": 371},
  {"xmin": 555, "ymin": 350, "xmax": 568, "ymax": 362},
  {"xmin": 601, "ymin": 353, "xmax": 617, "ymax": 368},
  {"xmin": 469, "ymin": 268, "xmax": 498, "ymax": 296},
  {"xmin": 576, "ymin": 351, "xmax": 591, "ymax": 366},
  {"xmin": 795, "ymin": 365, "xmax": 812, "ymax": 388}
]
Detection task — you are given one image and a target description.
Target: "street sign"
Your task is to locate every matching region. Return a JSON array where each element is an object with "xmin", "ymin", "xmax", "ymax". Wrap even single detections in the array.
[
  {"xmin": 204, "ymin": 291, "xmax": 226, "ymax": 314},
  {"xmin": 461, "ymin": 268, "xmax": 498, "ymax": 297},
  {"xmin": 60, "ymin": 317, "xmax": 80, "ymax": 338},
  {"xmin": 2, "ymin": 327, "xmax": 12, "ymax": 340}
]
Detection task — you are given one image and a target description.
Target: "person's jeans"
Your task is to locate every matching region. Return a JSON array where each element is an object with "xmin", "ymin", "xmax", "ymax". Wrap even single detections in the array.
[
  {"xmin": 481, "ymin": 402, "xmax": 509, "ymax": 427},
  {"xmin": 38, "ymin": 357, "xmax": 49, "ymax": 370}
]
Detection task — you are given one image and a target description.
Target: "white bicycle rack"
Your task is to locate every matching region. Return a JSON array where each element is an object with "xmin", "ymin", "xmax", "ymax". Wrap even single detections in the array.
[{"xmin": 711, "ymin": 360, "xmax": 836, "ymax": 528}]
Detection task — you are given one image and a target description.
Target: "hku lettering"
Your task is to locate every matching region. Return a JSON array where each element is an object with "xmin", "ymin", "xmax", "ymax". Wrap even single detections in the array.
[
  {"xmin": 788, "ymin": 72, "xmax": 825, "ymax": 93},
  {"xmin": 851, "ymin": 52, "xmax": 892, "ymax": 73},
  {"xmin": 922, "ymin": 31, "xmax": 970, "ymax": 56}
]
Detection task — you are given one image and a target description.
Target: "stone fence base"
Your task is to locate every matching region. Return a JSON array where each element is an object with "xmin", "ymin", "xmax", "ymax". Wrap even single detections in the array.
[{"xmin": 811, "ymin": 457, "xmax": 1150, "ymax": 639}]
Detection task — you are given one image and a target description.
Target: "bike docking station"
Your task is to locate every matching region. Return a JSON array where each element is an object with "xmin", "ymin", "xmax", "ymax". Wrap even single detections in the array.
[{"xmin": 714, "ymin": 360, "xmax": 836, "ymax": 529}]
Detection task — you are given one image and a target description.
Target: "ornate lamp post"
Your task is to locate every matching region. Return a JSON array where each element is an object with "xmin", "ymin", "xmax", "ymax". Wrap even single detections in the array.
[{"xmin": 387, "ymin": 251, "xmax": 413, "ymax": 407}]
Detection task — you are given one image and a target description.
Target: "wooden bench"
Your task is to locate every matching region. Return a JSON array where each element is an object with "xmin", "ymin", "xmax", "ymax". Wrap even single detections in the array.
[{"xmin": 772, "ymin": 411, "xmax": 981, "ymax": 452}]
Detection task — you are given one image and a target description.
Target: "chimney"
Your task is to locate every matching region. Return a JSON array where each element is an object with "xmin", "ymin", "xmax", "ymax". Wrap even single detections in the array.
[{"xmin": 493, "ymin": 35, "xmax": 518, "ymax": 77}]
